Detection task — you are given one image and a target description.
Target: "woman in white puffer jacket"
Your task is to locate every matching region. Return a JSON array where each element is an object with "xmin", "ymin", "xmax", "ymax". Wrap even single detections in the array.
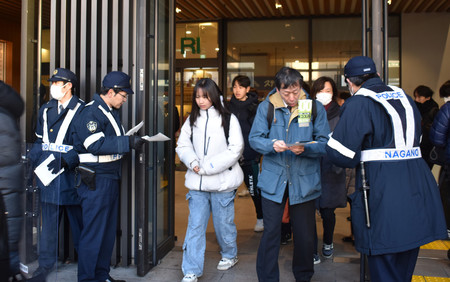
[{"xmin": 176, "ymin": 78, "xmax": 244, "ymax": 282}]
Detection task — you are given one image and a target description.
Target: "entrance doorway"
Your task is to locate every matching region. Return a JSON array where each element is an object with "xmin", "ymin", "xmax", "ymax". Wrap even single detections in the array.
[{"xmin": 175, "ymin": 67, "xmax": 219, "ymax": 124}]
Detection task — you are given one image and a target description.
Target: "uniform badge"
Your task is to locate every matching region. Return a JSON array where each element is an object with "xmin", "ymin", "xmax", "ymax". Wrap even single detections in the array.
[
  {"xmin": 87, "ymin": 121, "xmax": 97, "ymax": 133},
  {"xmin": 53, "ymin": 69, "xmax": 58, "ymax": 75}
]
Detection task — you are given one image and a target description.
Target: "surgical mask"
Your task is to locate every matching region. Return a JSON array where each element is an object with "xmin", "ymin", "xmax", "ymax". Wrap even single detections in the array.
[
  {"xmin": 444, "ymin": 97, "xmax": 450, "ymax": 103},
  {"xmin": 315, "ymin": 92, "xmax": 333, "ymax": 106},
  {"xmin": 50, "ymin": 83, "xmax": 68, "ymax": 101}
]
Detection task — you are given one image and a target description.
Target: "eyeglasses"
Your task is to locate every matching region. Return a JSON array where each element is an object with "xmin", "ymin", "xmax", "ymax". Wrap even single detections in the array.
[
  {"xmin": 118, "ymin": 93, "xmax": 128, "ymax": 99},
  {"xmin": 114, "ymin": 90, "xmax": 128, "ymax": 100}
]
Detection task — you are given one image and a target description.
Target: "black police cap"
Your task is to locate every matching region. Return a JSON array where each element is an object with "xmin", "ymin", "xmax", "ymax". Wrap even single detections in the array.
[
  {"xmin": 102, "ymin": 71, "xmax": 134, "ymax": 94},
  {"xmin": 48, "ymin": 68, "xmax": 78, "ymax": 85}
]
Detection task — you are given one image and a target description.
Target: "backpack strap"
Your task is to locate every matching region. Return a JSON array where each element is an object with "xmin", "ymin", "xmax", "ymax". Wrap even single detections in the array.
[
  {"xmin": 267, "ymin": 102, "xmax": 274, "ymax": 130},
  {"xmin": 223, "ymin": 112, "xmax": 231, "ymax": 145}
]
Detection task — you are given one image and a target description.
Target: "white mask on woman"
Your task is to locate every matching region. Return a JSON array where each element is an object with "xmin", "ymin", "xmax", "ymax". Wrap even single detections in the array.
[
  {"xmin": 50, "ymin": 83, "xmax": 68, "ymax": 101},
  {"xmin": 315, "ymin": 92, "xmax": 333, "ymax": 106}
]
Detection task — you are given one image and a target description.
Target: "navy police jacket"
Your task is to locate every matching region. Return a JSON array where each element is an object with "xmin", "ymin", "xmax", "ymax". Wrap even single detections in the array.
[
  {"xmin": 29, "ymin": 96, "xmax": 84, "ymax": 205},
  {"xmin": 73, "ymin": 94, "xmax": 130, "ymax": 179},
  {"xmin": 326, "ymin": 77, "xmax": 447, "ymax": 255}
]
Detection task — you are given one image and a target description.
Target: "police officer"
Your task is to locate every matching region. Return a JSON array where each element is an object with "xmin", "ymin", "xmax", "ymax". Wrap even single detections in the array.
[
  {"xmin": 73, "ymin": 71, "xmax": 144, "ymax": 282},
  {"xmin": 326, "ymin": 56, "xmax": 447, "ymax": 281},
  {"xmin": 28, "ymin": 68, "xmax": 84, "ymax": 281}
]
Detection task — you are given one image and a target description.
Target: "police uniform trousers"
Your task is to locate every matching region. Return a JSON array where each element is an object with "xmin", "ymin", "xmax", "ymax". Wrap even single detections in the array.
[
  {"xmin": 256, "ymin": 186, "xmax": 315, "ymax": 282},
  {"xmin": 77, "ymin": 176, "xmax": 119, "ymax": 282},
  {"xmin": 367, "ymin": 247, "xmax": 419, "ymax": 282},
  {"xmin": 38, "ymin": 202, "xmax": 82, "ymax": 271}
]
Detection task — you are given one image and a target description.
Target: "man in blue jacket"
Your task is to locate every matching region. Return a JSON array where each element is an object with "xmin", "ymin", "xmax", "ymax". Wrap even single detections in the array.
[
  {"xmin": 73, "ymin": 71, "xmax": 144, "ymax": 282},
  {"xmin": 28, "ymin": 68, "xmax": 84, "ymax": 281},
  {"xmin": 249, "ymin": 67, "xmax": 330, "ymax": 282},
  {"xmin": 326, "ymin": 56, "xmax": 447, "ymax": 281}
]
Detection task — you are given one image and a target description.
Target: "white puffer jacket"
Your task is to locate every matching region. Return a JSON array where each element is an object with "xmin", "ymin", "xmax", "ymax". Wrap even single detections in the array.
[{"xmin": 176, "ymin": 106, "xmax": 244, "ymax": 192}]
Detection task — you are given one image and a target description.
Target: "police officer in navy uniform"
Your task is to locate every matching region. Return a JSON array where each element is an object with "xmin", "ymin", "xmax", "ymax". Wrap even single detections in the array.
[
  {"xmin": 326, "ymin": 56, "xmax": 447, "ymax": 281},
  {"xmin": 73, "ymin": 71, "xmax": 144, "ymax": 282},
  {"xmin": 28, "ymin": 68, "xmax": 85, "ymax": 281}
]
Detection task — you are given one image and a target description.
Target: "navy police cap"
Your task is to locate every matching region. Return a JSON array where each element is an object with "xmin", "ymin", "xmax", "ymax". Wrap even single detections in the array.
[
  {"xmin": 344, "ymin": 56, "xmax": 377, "ymax": 78},
  {"xmin": 48, "ymin": 68, "xmax": 78, "ymax": 85},
  {"xmin": 102, "ymin": 71, "xmax": 134, "ymax": 94}
]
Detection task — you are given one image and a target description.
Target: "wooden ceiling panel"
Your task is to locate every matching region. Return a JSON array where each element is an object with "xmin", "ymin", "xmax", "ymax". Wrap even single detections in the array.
[
  {"xmin": 226, "ymin": 0, "xmax": 247, "ymax": 18},
  {"xmin": 428, "ymin": 0, "xmax": 448, "ymax": 12},
  {"xmin": 246, "ymin": 0, "xmax": 264, "ymax": 17},
  {"xmin": 0, "ymin": 0, "xmax": 446, "ymax": 26},
  {"xmin": 177, "ymin": 2, "xmax": 203, "ymax": 20},
  {"xmin": 279, "ymin": 0, "xmax": 293, "ymax": 17},
  {"xmin": 209, "ymin": 1, "xmax": 234, "ymax": 18},
  {"xmin": 239, "ymin": 0, "xmax": 258, "ymax": 18}
]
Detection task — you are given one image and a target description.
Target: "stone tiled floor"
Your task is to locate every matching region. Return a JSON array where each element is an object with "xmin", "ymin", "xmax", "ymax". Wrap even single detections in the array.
[{"xmin": 25, "ymin": 171, "xmax": 450, "ymax": 281}]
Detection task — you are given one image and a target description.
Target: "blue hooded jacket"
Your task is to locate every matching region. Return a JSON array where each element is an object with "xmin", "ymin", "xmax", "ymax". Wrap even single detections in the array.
[{"xmin": 249, "ymin": 90, "xmax": 330, "ymax": 205}]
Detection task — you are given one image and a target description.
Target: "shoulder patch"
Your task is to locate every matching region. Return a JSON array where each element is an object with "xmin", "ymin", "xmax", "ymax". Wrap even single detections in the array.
[{"xmin": 87, "ymin": 121, "xmax": 97, "ymax": 133}]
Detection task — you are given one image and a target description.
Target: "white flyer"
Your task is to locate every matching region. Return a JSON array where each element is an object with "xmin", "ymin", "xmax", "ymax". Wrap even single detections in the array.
[
  {"xmin": 142, "ymin": 133, "xmax": 171, "ymax": 142},
  {"xmin": 34, "ymin": 154, "xmax": 65, "ymax": 186},
  {"xmin": 126, "ymin": 120, "xmax": 144, "ymax": 136}
]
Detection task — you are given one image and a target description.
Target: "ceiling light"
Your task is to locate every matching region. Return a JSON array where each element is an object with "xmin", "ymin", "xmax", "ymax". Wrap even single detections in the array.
[
  {"xmin": 176, "ymin": 7, "xmax": 181, "ymax": 13},
  {"xmin": 275, "ymin": 3, "xmax": 282, "ymax": 9},
  {"xmin": 387, "ymin": 0, "xmax": 392, "ymax": 4},
  {"xmin": 186, "ymin": 31, "xmax": 191, "ymax": 34}
]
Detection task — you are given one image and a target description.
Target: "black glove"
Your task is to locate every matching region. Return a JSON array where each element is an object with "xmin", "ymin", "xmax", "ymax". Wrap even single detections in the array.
[
  {"xmin": 129, "ymin": 135, "xmax": 145, "ymax": 150},
  {"xmin": 47, "ymin": 154, "xmax": 68, "ymax": 174}
]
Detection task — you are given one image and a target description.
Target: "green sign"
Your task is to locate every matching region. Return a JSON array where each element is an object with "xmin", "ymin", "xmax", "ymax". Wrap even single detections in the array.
[{"xmin": 181, "ymin": 37, "xmax": 200, "ymax": 54}]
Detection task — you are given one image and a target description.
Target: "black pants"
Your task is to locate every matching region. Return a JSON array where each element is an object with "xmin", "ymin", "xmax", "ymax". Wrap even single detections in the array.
[
  {"xmin": 439, "ymin": 165, "xmax": 450, "ymax": 229},
  {"xmin": 367, "ymin": 247, "xmax": 419, "ymax": 282},
  {"xmin": 241, "ymin": 161, "xmax": 263, "ymax": 219},
  {"xmin": 314, "ymin": 207, "xmax": 336, "ymax": 254},
  {"xmin": 256, "ymin": 188, "xmax": 315, "ymax": 282}
]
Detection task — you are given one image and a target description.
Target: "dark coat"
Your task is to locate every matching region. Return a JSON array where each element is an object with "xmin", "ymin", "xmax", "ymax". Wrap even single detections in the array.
[
  {"xmin": 317, "ymin": 101, "xmax": 346, "ymax": 209},
  {"xmin": 416, "ymin": 98, "xmax": 439, "ymax": 166},
  {"xmin": 0, "ymin": 81, "xmax": 24, "ymax": 275},
  {"xmin": 326, "ymin": 77, "xmax": 447, "ymax": 255},
  {"xmin": 430, "ymin": 102, "xmax": 450, "ymax": 163},
  {"xmin": 228, "ymin": 91, "xmax": 261, "ymax": 163},
  {"xmin": 29, "ymin": 95, "xmax": 85, "ymax": 205},
  {"xmin": 73, "ymin": 94, "xmax": 129, "ymax": 179}
]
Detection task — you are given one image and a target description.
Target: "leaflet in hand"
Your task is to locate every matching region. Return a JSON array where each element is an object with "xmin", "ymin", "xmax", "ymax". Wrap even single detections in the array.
[
  {"xmin": 34, "ymin": 154, "xmax": 65, "ymax": 186},
  {"xmin": 142, "ymin": 133, "xmax": 171, "ymax": 142},
  {"xmin": 126, "ymin": 120, "xmax": 144, "ymax": 136},
  {"xmin": 286, "ymin": 142, "xmax": 307, "ymax": 147}
]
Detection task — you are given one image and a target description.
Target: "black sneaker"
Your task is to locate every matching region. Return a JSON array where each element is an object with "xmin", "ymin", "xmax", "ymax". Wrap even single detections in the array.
[
  {"xmin": 28, "ymin": 267, "xmax": 51, "ymax": 282},
  {"xmin": 105, "ymin": 276, "xmax": 126, "ymax": 282}
]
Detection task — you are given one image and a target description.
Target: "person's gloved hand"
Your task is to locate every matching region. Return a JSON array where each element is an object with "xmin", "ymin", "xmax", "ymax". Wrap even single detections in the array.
[
  {"xmin": 47, "ymin": 154, "xmax": 68, "ymax": 174},
  {"xmin": 129, "ymin": 135, "xmax": 145, "ymax": 150}
]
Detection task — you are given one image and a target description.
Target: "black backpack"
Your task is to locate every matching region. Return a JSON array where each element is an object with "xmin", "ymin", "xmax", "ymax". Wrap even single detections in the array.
[{"xmin": 266, "ymin": 99, "xmax": 317, "ymax": 130}]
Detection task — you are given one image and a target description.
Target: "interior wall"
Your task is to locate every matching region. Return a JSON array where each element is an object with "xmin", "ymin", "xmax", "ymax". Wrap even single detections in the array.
[
  {"xmin": 401, "ymin": 13, "xmax": 450, "ymax": 105},
  {"xmin": 0, "ymin": 17, "xmax": 21, "ymax": 92}
]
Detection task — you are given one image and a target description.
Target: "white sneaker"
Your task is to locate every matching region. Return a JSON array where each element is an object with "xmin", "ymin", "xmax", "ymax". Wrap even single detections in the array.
[
  {"xmin": 254, "ymin": 219, "xmax": 264, "ymax": 232},
  {"xmin": 237, "ymin": 189, "xmax": 250, "ymax": 197},
  {"xmin": 217, "ymin": 257, "xmax": 239, "ymax": 270},
  {"xmin": 181, "ymin": 273, "xmax": 198, "ymax": 282}
]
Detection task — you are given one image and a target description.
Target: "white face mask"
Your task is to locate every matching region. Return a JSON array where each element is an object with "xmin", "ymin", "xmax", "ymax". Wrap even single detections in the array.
[
  {"xmin": 315, "ymin": 92, "xmax": 333, "ymax": 106},
  {"xmin": 50, "ymin": 83, "xmax": 68, "ymax": 101},
  {"xmin": 444, "ymin": 97, "xmax": 450, "ymax": 103}
]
